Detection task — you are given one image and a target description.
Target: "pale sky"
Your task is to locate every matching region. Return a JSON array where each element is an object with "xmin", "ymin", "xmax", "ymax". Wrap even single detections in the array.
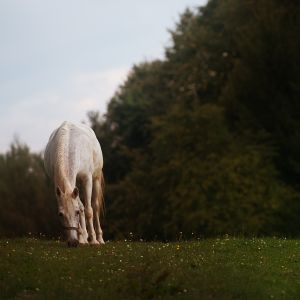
[{"xmin": 0, "ymin": 0, "xmax": 207, "ymax": 152}]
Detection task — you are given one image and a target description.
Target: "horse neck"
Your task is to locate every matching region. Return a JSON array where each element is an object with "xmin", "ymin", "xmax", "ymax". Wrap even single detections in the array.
[
  {"xmin": 54, "ymin": 140, "xmax": 77, "ymax": 193},
  {"xmin": 54, "ymin": 167, "xmax": 75, "ymax": 194}
]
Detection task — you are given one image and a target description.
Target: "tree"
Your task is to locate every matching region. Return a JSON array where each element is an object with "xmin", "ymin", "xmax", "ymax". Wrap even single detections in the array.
[
  {"xmin": 0, "ymin": 141, "xmax": 60, "ymax": 237},
  {"xmin": 88, "ymin": 0, "xmax": 300, "ymax": 239}
]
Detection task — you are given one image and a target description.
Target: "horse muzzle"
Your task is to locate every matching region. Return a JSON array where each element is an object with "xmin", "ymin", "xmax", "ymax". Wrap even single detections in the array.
[
  {"xmin": 63, "ymin": 226, "xmax": 79, "ymax": 247},
  {"xmin": 67, "ymin": 238, "xmax": 79, "ymax": 247}
]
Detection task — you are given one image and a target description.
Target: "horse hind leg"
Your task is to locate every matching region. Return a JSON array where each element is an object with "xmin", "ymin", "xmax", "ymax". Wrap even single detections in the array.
[
  {"xmin": 92, "ymin": 177, "xmax": 105, "ymax": 244},
  {"xmin": 83, "ymin": 174, "xmax": 99, "ymax": 245},
  {"xmin": 75, "ymin": 178, "xmax": 88, "ymax": 244}
]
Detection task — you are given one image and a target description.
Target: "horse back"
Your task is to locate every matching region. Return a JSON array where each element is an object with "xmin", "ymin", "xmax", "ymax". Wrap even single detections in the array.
[{"xmin": 44, "ymin": 121, "xmax": 103, "ymax": 179}]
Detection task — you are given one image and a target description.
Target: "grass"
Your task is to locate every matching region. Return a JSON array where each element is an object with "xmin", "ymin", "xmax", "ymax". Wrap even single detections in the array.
[{"xmin": 0, "ymin": 237, "xmax": 300, "ymax": 299}]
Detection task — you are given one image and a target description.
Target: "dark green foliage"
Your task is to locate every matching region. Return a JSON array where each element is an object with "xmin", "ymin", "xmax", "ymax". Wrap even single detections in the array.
[
  {"xmin": 222, "ymin": 0, "xmax": 300, "ymax": 181},
  {"xmin": 0, "ymin": 141, "xmax": 60, "ymax": 238},
  {"xmin": 89, "ymin": 0, "xmax": 300, "ymax": 239},
  {"xmin": 151, "ymin": 105, "xmax": 296, "ymax": 238}
]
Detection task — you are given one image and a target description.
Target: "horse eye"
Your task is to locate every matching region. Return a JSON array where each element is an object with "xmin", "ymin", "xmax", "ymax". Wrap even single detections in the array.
[
  {"xmin": 58, "ymin": 212, "xmax": 64, "ymax": 217},
  {"xmin": 75, "ymin": 210, "xmax": 80, "ymax": 216}
]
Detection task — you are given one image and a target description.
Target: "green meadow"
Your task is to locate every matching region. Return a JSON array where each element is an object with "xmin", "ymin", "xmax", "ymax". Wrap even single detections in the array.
[{"xmin": 1, "ymin": 238, "xmax": 300, "ymax": 299}]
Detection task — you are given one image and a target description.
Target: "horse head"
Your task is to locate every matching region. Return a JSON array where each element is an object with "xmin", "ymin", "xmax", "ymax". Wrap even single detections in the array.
[{"xmin": 56, "ymin": 186, "xmax": 80, "ymax": 247}]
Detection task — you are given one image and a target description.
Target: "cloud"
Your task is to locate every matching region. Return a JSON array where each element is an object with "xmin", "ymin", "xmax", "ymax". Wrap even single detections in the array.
[
  {"xmin": 0, "ymin": 67, "xmax": 129, "ymax": 152},
  {"xmin": 75, "ymin": 98, "xmax": 99, "ymax": 112},
  {"xmin": 70, "ymin": 67, "xmax": 129, "ymax": 113},
  {"xmin": 0, "ymin": 0, "xmax": 208, "ymax": 153}
]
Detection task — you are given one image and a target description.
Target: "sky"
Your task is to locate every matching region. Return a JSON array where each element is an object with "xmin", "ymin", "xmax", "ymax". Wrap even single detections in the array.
[{"xmin": 0, "ymin": 0, "xmax": 207, "ymax": 152}]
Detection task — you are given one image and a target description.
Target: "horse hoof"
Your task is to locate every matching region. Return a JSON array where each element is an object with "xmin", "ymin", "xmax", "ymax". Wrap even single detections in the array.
[
  {"xmin": 89, "ymin": 240, "xmax": 100, "ymax": 246},
  {"xmin": 79, "ymin": 240, "xmax": 88, "ymax": 245}
]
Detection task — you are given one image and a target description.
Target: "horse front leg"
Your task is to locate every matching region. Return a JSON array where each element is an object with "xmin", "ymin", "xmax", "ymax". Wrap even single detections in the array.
[
  {"xmin": 84, "ymin": 174, "xmax": 99, "ymax": 245},
  {"xmin": 78, "ymin": 198, "xmax": 88, "ymax": 244}
]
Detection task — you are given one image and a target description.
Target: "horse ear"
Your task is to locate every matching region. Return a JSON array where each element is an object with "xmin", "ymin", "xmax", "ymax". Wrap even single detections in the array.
[
  {"xmin": 56, "ymin": 187, "xmax": 61, "ymax": 197},
  {"xmin": 72, "ymin": 187, "xmax": 79, "ymax": 199}
]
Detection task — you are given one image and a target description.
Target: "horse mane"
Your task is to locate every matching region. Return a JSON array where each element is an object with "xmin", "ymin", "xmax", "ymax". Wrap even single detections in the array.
[{"xmin": 53, "ymin": 123, "xmax": 72, "ymax": 187}]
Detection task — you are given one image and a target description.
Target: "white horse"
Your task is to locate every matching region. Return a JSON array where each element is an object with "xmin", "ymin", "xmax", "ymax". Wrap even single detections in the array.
[{"xmin": 44, "ymin": 121, "xmax": 105, "ymax": 247}]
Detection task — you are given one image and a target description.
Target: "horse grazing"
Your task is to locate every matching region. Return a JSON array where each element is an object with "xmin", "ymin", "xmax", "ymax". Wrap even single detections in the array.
[{"xmin": 44, "ymin": 121, "xmax": 105, "ymax": 247}]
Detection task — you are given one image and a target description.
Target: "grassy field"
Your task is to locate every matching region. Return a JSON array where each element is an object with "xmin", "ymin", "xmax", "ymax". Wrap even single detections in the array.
[{"xmin": 0, "ymin": 237, "xmax": 300, "ymax": 300}]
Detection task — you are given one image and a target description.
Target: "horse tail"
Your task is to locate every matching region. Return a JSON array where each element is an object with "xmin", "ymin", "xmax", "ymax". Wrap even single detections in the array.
[{"xmin": 99, "ymin": 170, "xmax": 105, "ymax": 218}]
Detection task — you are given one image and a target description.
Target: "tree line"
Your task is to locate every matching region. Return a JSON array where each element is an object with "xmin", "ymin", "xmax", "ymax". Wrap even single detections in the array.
[{"xmin": 1, "ymin": 0, "xmax": 300, "ymax": 240}]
